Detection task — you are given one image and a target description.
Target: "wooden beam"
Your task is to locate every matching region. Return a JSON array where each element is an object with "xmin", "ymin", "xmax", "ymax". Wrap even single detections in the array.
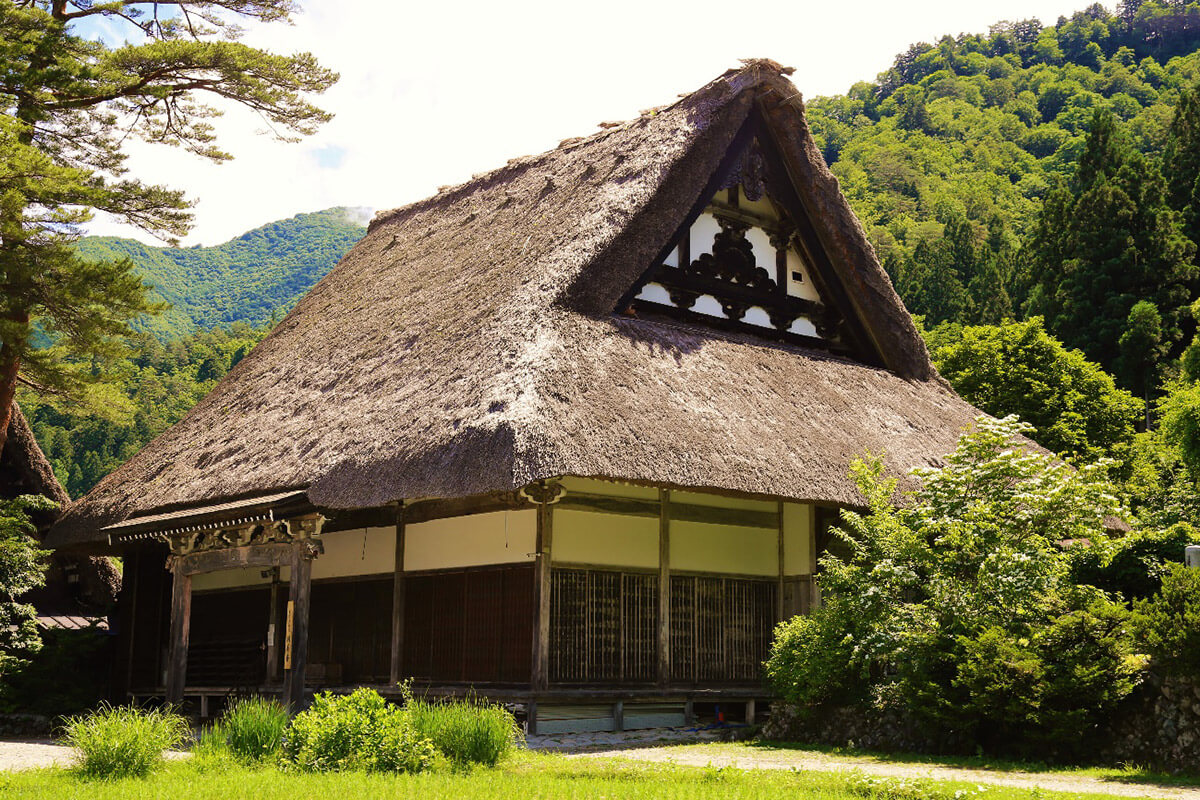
[
  {"xmin": 283, "ymin": 544, "xmax": 313, "ymax": 711},
  {"xmin": 531, "ymin": 502, "xmax": 553, "ymax": 692},
  {"xmin": 555, "ymin": 494, "xmax": 659, "ymax": 518},
  {"xmin": 321, "ymin": 506, "xmax": 396, "ymax": 533},
  {"xmin": 164, "ymin": 560, "xmax": 192, "ymax": 705},
  {"xmin": 405, "ymin": 492, "xmax": 531, "ymax": 525},
  {"xmin": 390, "ymin": 503, "xmax": 406, "ymax": 686},
  {"xmin": 557, "ymin": 492, "xmax": 779, "ymax": 529},
  {"xmin": 266, "ymin": 567, "xmax": 281, "ymax": 684},
  {"xmin": 657, "ymin": 489, "xmax": 671, "ymax": 688},
  {"xmin": 178, "ymin": 541, "xmax": 296, "ymax": 576},
  {"xmin": 121, "ymin": 547, "xmax": 141, "ymax": 699}
]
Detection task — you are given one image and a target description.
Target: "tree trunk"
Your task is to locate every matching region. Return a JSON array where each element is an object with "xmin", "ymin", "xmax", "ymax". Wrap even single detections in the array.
[{"xmin": 0, "ymin": 345, "xmax": 21, "ymax": 456}]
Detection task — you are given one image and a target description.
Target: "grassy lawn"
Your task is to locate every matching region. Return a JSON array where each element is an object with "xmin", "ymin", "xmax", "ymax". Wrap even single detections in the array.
[
  {"xmin": 0, "ymin": 750, "xmax": 1170, "ymax": 800},
  {"xmin": 660, "ymin": 740, "xmax": 1200, "ymax": 789}
]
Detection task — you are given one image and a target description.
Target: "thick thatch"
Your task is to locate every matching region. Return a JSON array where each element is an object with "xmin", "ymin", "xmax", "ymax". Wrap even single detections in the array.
[
  {"xmin": 50, "ymin": 60, "xmax": 986, "ymax": 548},
  {"xmin": 3, "ymin": 403, "xmax": 119, "ymax": 607},
  {"xmin": 2, "ymin": 403, "xmax": 69, "ymax": 511}
]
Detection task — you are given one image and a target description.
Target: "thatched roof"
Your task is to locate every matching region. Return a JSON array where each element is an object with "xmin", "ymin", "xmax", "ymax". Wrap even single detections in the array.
[
  {"xmin": 50, "ymin": 60, "xmax": 987, "ymax": 549},
  {"xmin": 2, "ymin": 403, "xmax": 69, "ymax": 512}
]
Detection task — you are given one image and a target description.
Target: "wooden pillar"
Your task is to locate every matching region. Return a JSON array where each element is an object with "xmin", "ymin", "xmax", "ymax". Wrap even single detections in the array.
[
  {"xmin": 164, "ymin": 559, "xmax": 192, "ymax": 705},
  {"xmin": 777, "ymin": 501, "xmax": 786, "ymax": 621},
  {"xmin": 390, "ymin": 502, "xmax": 407, "ymax": 686},
  {"xmin": 282, "ymin": 545, "xmax": 313, "ymax": 711},
  {"xmin": 266, "ymin": 567, "xmax": 282, "ymax": 684},
  {"xmin": 531, "ymin": 499, "xmax": 553, "ymax": 692},
  {"xmin": 613, "ymin": 700, "xmax": 624, "ymax": 732},
  {"xmin": 121, "ymin": 547, "xmax": 141, "ymax": 698},
  {"xmin": 657, "ymin": 488, "xmax": 671, "ymax": 687}
]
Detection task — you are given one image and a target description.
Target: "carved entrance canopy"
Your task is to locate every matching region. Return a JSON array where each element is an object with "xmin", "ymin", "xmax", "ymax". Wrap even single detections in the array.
[{"xmin": 167, "ymin": 513, "xmax": 326, "ymax": 558}]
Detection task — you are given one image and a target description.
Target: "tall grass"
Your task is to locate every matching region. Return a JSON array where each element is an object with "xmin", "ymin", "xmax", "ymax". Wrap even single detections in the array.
[
  {"xmin": 406, "ymin": 697, "xmax": 520, "ymax": 767},
  {"xmin": 218, "ymin": 696, "xmax": 290, "ymax": 762},
  {"xmin": 60, "ymin": 703, "xmax": 190, "ymax": 779}
]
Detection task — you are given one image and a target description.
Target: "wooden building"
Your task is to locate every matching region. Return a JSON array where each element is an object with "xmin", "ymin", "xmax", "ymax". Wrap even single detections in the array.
[{"xmin": 47, "ymin": 61, "xmax": 989, "ymax": 732}]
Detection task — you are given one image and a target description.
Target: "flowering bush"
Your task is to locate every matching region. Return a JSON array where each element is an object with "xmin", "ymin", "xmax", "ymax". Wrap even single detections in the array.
[{"xmin": 767, "ymin": 416, "xmax": 1143, "ymax": 758}]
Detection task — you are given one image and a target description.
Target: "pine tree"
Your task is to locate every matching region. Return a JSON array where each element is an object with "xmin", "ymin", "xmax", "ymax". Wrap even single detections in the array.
[
  {"xmin": 1027, "ymin": 109, "xmax": 1198, "ymax": 383},
  {"xmin": 1164, "ymin": 83, "xmax": 1200, "ymax": 251},
  {"xmin": 0, "ymin": 1, "xmax": 337, "ymax": 454}
]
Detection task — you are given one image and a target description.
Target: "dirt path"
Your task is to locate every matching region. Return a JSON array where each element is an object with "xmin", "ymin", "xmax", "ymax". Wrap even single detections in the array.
[
  {"xmin": 579, "ymin": 743, "xmax": 1199, "ymax": 800},
  {"xmin": 0, "ymin": 740, "xmax": 76, "ymax": 772}
]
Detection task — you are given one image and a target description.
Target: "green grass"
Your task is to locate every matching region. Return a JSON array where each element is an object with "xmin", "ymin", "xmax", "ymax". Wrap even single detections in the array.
[
  {"xmin": 0, "ymin": 751, "xmax": 1173, "ymax": 800},
  {"xmin": 213, "ymin": 697, "xmax": 290, "ymax": 762},
  {"xmin": 58, "ymin": 704, "xmax": 190, "ymax": 780},
  {"xmin": 662, "ymin": 741, "xmax": 1200, "ymax": 788},
  {"xmin": 406, "ymin": 698, "xmax": 520, "ymax": 767}
]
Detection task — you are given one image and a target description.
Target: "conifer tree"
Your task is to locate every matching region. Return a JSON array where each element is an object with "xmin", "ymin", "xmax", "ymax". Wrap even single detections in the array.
[
  {"xmin": 1027, "ymin": 108, "xmax": 1198, "ymax": 382},
  {"xmin": 1164, "ymin": 83, "xmax": 1200, "ymax": 251},
  {"xmin": 0, "ymin": 1, "xmax": 337, "ymax": 454}
]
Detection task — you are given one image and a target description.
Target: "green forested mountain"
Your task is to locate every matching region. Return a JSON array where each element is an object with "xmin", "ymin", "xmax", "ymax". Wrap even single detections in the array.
[
  {"xmin": 807, "ymin": 0, "xmax": 1200, "ymax": 331},
  {"xmin": 78, "ymin": 207, "xmax": 369, "ymax": 340},
  {"xmin": 20, "ymin": 325, "xmax": 269, "ymax": 498}
]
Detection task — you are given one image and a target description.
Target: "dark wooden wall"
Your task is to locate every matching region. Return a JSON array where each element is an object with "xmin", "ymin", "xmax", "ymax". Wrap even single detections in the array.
[
  {"xmin": 308, "ymin": 578, "xmax": 392, "ymax": 685},
  {"xmin": 544, "ymin": 566, "xmax": 775, "ymax": 687},
  {"xmin": 669, "ymin": 575, "xmax": 776, "ymax": 685},
  {"xmin": 187, "ymin": 588, "xmax": 269, "ymax": 687},
  {"xmin": 403, "ymin": 564, "xmax": 533, "ymax": 684},
  {"xmin": 122, "ymin": 545, "xmax": 171, "ymax": 692}
]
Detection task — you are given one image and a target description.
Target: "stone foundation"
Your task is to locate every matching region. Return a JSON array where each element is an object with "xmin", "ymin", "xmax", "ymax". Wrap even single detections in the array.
[
  {"xmin": 764, "ymin": 674, "xmax": 1200, "ymax": 773},
  {"xmin": 1102, "ymin": 674, "xmax": 1200, "ymax": 773}
]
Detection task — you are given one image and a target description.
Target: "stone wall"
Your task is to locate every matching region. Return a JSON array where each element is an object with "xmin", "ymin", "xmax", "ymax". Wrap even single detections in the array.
[
  {"xmin": 762, "ymin": 702, "xmax": 971, "ymax": 755},
  {"xmin": 764, "ymin": 674, "xmax": 1200, "ymax": 773},
  {"xmin": 1103, "ymin": 674, "xmax": 1200, "ymax": 773}
]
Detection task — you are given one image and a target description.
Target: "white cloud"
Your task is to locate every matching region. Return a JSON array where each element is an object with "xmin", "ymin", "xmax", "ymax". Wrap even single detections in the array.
[{"xmin": 86, "ymin": 0, "xmax": 1091, "ymax": 245}]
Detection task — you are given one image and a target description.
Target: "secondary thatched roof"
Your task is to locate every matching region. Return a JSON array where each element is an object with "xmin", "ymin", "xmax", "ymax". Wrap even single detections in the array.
[
  {"xmin": 2, "ymin": 403, "xmax": 69, "ymax": 512},
  {"xmin": 50, "ymin": 60, "xmax": 987, "ymax": 549}
]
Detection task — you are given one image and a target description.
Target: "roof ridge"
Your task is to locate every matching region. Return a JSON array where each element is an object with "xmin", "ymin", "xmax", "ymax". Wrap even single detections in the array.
[{"xmin": 368, "ymin": 61, "xmax": 796, "ymax": 233}]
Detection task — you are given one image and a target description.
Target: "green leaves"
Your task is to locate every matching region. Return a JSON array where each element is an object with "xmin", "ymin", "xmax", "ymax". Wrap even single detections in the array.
[
  {"xmin": 0, "ymin": 494, "xmax": 54, "ymax": 683},
  {"xmin": 926, "ymin": 318, "xmax": 1142, "ymax": 468},
  {"xmin": 767, "ymin": 417, "xmax": 1140, "ymax": 758}
]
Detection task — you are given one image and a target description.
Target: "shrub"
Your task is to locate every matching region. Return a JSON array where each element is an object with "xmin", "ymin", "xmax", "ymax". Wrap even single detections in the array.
[
  {"xmin": 216, "ymin": 696, "xmax": 289, "ymax": 762},
  {"xmin": 766, "ymin": 417, "xmax": 1143, "ymax": 759},
  {"xmin": 1131, "ymin": 562, "xmax": 1200, "ymax": 674},
  {"xmin": 407, "ymin": 696, "xmax": 520, "ymax": 767},
  {"xmin": 281, "ymin": 688, "xmax": 435, "ymax": 773},
  {"xmin": 1069, "ymin": 523, "xmax": 1197, "ymax": 601},
  {"xmin": 61, "ymin": 703, "xmax": 190, "ymax": 779}
]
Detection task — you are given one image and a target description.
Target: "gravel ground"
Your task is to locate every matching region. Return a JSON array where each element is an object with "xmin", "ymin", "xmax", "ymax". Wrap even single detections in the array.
[
  {"xmin": 0, "ymin": 740, "xmax": 76, "ymax": 772},
  {"xmin": 0, "ymin": 739, "xmax": 191, "ymax": 772},
  {"xmin": 578, "ymin": 743, "xmax": 1200, "ymax": 800}
]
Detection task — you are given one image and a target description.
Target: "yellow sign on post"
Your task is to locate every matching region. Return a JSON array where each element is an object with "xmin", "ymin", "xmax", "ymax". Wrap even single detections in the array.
[{"xmin": 284, "ymin": 600, "xmax": 294, "ymax": 671}]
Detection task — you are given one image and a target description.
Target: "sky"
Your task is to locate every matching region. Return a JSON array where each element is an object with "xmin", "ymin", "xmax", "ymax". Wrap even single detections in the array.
[{"xmin": 87, "ymin": 0, "xmax": 1096, "ymax": 245}]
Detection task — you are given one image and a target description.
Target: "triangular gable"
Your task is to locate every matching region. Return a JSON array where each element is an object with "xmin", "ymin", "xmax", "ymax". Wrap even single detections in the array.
[{"xmin": 616, "ymin": 113, "xmax": 884, "ymax": 367}]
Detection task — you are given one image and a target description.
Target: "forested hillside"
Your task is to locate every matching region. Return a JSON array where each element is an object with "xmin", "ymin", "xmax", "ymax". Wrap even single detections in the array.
[
  {"xmin": 808, "ymin": 0, "xmax": 1200, "ymax": 346},
  {"xmin": 78, "ymin": 207, "xmax": 369, "ymax": 340},
  {"xmin": 20, "ymin": 325, "xmax": 268, "ymax": 498}
]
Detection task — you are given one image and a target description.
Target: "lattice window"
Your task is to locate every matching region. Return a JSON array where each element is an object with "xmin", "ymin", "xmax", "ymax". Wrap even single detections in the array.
[
  {"xmin": 669, "ymin": 575, "xmax": 776, "ymax": 685},
  {"xmin": 549, "ymin": 568, "xmax": 658, "ymax": 684}
]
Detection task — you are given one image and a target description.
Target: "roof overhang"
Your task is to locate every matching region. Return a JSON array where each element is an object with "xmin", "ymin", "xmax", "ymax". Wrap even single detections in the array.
[{"xmin": 103, "ymin": 490, "xmax": 309, "ymax": 546}]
